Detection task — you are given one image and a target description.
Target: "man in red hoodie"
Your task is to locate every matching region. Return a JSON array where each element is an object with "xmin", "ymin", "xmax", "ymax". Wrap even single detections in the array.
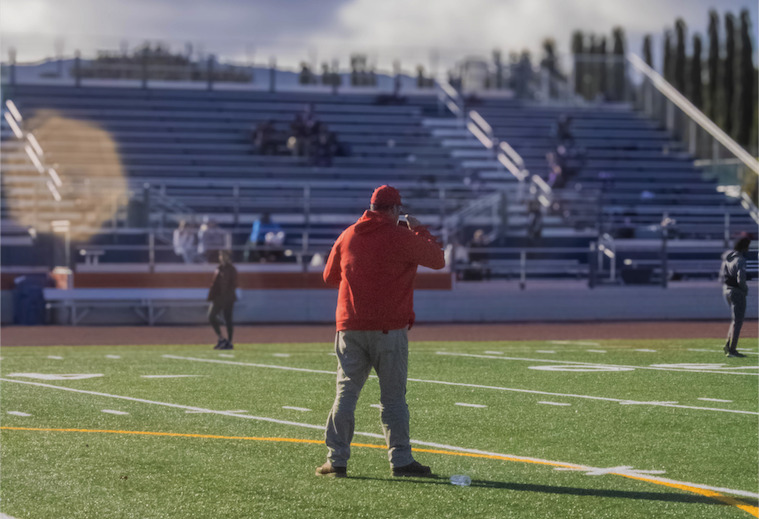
[{"xmin": 316, "ymin": 185, "xmax": 445, "ymax": 478}]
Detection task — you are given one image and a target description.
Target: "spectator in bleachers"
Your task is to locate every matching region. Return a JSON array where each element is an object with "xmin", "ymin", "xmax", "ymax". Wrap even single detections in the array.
[
  {"xmin": 207, "ymin": 250, "xmax": 237, "ymax": 350},
  {"xmin": 552, "ymin": 114, "xmax": 575, "ymax": 147},
  {"xmin": 173, "ymin": 220, "xmax": 197, "ymax": 263},
  {"xmin": 311, "ymin": 124, "xmax": 339, "ymax": 167},
  {"xmin": 245, "ymin": 213, "xmax": 286, "ymax": 262},
  {"xmin": 467, "ymin": 229, "xmax": 491, "ymax": 280},
  {"xmin": 198, "ymin": 217, "xmax": 229, "ymax": 263},
  {"xmin": 526, "ymin": 199, "xmax": 543, "ymax": 245},
  {"xmin": 546, "ymin": 151, "xmax": 566, "ymax": 189},
  {"xmin": 252, "ymin": 119, "xmax": 278, "ymax": 155}
]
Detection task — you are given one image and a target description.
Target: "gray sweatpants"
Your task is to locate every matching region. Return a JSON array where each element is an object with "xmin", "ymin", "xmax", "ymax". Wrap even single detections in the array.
[
  {"xmin": 724, "ymin": 288, "xmax": 747, "ymax": 352},
  {"xmin": 324, "ymin": 329, "xmax": 414, "ymax": 468}
]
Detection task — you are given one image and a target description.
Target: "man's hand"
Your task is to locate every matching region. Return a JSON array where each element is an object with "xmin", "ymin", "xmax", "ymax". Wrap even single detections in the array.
[{"xmin": 405, "ymin": 214, "xmax": 422, "ymax": 228}]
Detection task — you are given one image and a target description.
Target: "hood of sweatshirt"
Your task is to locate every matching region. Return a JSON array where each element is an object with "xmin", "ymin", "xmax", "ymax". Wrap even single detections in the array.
[{"xmin": 354, "ymin": 210, "xmax": 395, "ymax": 235}]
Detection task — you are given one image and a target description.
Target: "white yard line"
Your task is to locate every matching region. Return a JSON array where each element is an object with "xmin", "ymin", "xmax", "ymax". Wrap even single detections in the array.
[
  {"xmin": 101, "ymin": 409, "xmax": 129, "ymax": 415},
  {"xmin": 454, "ymin": 403, "xmax": 487, "ymax": 408},
  {"xmin": 2, "ymin": 377, "xmax": 756, "ymax": 500},
  {"xmin": 282, "ymin": 406, "xmax": 311, "ymax": 412},
  {"xmin": 164, "ymin": 355, "xmax": 758, "ymax": 416},
  {"xmin": 437, "ymin": 352, "xmax": 759, "ymax": 376},
  {"xmin": 141, "ymin": 375, "xmax": 201, "ymax": 379},
  {"xmin": 538, "ymin": 401, "xmax": 572, "ymax": 407},
  {"xmin": 7, "ymin": 411, "xmax": 31, "ymax": 417},
  {"xmin": 698, "ymin": 398, "xmax": 733, "ymax": 403}
]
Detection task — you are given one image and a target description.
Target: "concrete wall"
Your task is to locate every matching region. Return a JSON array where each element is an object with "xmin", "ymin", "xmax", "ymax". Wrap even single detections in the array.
[{"xmin": 5, "ymin": 279, "xmax": 755, "ymax": 325}]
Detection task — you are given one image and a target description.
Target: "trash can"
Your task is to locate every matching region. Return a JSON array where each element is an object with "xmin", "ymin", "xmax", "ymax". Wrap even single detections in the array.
[{"xmin": 13, "ymin": 275, "xmax": 48, "ymax": 325}]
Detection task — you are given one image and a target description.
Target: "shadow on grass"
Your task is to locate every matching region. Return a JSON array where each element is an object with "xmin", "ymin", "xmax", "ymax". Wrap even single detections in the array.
[{"xmin": 347, "ymin": 475, "xmax": 759, "ymax": 509}]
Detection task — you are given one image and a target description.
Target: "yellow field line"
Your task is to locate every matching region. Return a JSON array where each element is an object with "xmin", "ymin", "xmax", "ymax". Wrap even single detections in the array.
[{"xmin": 3, "ymin": 426, "xmax": 756, "ymax": 517}]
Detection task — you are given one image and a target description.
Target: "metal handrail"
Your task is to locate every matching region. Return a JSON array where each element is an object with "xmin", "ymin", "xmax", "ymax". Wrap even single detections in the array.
[
  {"xmin": 627, "ymin": 53, "xmax": 758, "ymax": 177},
  {"xmin": 437, "ymin": 80, "xmax": 464, "ymax": 118},
  {"xmin": 3, "ymin": 100, "xmax": 63, "ymax": 201}
]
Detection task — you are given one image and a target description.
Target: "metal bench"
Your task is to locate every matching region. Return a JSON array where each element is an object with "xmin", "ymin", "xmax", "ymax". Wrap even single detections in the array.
[{"xmin": 44, "ymin": 288, "xmax": 212, "ymax": 325}]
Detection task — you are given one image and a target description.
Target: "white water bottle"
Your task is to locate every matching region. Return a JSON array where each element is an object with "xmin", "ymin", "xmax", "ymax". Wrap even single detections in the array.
[{"xmin": 450, "ymin": 474, "xmax": 471, "ymax": 486}]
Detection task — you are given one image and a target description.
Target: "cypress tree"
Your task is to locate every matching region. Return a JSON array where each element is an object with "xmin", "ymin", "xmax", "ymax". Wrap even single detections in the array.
[
  {"xmin": 707, "ymin": 11, "xmax": 720, "ymax": 121},
  {"xmin": 674, "ymin": 19, "xmax": 687, "ymax": 93},
  {"xmin": 663, "ymin": 30, "xmax": 673, "ymax": 83},
  {"xmin": 724, "ymin": 13, "xmax": 736, "ymax": 135},
  {"xmin": 643, "ymin": 35, "xmax": 653, "ymax": 68},
  {"xmin": 571, "ymin": 31, "xmax": 585, "ymax": 98},
  {"xmin": 690, "ymin": 34, "xmax": 703, "ymax": 109},
  {"xmin": 598, "ymin": 35, "xmax": 607, "ymax": 99},
  {"xmin": 736, "ymin": 9, "xmax": 755, "ymax": 147},
  {"xmin": 612, "ymin": 27, "xmax": 626, "ymax": 101}
]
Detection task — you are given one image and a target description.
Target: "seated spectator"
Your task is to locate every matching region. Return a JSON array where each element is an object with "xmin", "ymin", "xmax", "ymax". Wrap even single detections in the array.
[
  {"xmin": 173, "ymin": 219, "xmax": 198, "ymax": 263},
  {"xmin": 253, "ymin": 119, "xmax": 278, "ymax": 155},
  {"xmin": 546, "ymin": 152, "xmax": 566, "ymax": 189},
  {"xmin": 467, "ymin": 229, "xmax": 491, "ymax": 280},
  {"xmin": 245, "ymin": 213, "xmax": 286, "ymax": 262},
  {"xmin": 198, "ymin": 217, "xmax": 229, "ymax": 263},
  {"xmin": 311, "ymin": 124, "xmax": 338, "ymax": 167},
  {"xmin": 552, "ymin": 114, "xmax": 575, "ymax": 147}
]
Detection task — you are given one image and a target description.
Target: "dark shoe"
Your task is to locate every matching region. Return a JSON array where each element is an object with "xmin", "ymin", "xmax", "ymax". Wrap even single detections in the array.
[
  {"xmin": 392, "ymin": 461, "xmax": 433, "ymax": 478},
  {"xmin": 724, "ymin": 345, "xmax": 731, "ymax": 356},
  {"xmin": 727, "ymin": 350, "xmax": 746, "ymax": 358},
  {"xmin": 218, "ymin": 339, "xmax": 234, "ymax": 350},
  {"xmin": 213, "ymin": 338, "xmax": 225, "ymax": 350},
  {"xmin": 315, "ymin": 462, "xmax": 346, "ymax": 478}
]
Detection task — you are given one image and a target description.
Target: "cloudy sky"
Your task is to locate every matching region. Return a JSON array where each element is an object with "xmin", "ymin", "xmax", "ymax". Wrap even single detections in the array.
[{"xmin": 2, "ymin": 0, "xmax": 756, "ymax": 75}]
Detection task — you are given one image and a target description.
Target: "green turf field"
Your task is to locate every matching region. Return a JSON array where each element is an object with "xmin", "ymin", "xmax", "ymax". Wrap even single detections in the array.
[{"xmin": 1, "ymin": 338, "xmax": 758, "ymax": 518}]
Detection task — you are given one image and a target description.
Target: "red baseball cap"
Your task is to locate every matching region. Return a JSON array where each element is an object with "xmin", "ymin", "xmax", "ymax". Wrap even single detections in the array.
[{"xmin": 370, "ymin": 185, "xmax": 402, "ymax": 208}]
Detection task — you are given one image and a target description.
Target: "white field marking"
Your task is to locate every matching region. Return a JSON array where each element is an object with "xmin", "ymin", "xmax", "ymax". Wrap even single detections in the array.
[
  {"xmin": 370, "ymin": 404, "xmax": 382, "ymax": 409},
  {"xmin": 282, "ymin": 406, "xmax": 311, "ymax": 412},
  {"xmin": 101, "ymin": 409, "xmax": 129, "ymax": 415},
  {"xmin": 620, "ymin": 401, "xmax": 678, "ymax": 406},
  {"xmin": 186, "ymin": 409, "xmax": 248, "ymax": 414},
  {"xmin": 273, "ymin": 353, "xmax": 291, "ymax": 358},
  {"xmin": 586, "ymin": 350, "xmax": 607, "ymax": 354},
  {"xmin": 141, "ymin": 375, "xmax": 201, "ymax": 379},
  {"xmin": 530, "ymin": 365, "xmax": 635, "ymax": 372},
  {"xmin": 1, "ymin": 513, "xmax": 20, "ymax": 519},
  {"xmin": 687, "ymin": 349, "xmax": 716, "ymax": 352},
  {"xmin": 555, "ymin": 465, "xmax": 665, "ymax": 476},
  {"xmin": 635, "ymin": 349, "xmax": 657, "ymax": 353},
  {"xmin": 163, "ymin": 355, "xmax": 335, "ymax": 375},
  {"xmin": 4, "ymin": 377, "xmax": 756, "ymax": 501},
  {"xmin": 698, "ymin": 398, "xmax": 733, "ymax": 403},
  {"xmin": 535, "ymin": 350, "xmax": 556, "ymax": 354},
  {"xmin": 165, "ymin": 355, "xmax": 759, "ymax": 416},
  {"xmin": 7, "ymin": 373, "xmax": 103, "ymax": 381},
  {"xmin": 455, "ymin": 403, "xmax": 488, "ymax": 408},
  {"xmin": 437, "ymin": 351, "xmax": 759, "ymax": 376},
  {"xmin": 47, "ymin": 356, "xmax": 63, "ymax": 360},
  {"xmin": 218, "ymin": 354, "xmax": 235, "ymax": 358},
  {"xmin": 106, "ymin": 355, "xmax": 121, "ymax": 359},
  {"xmin": 538, "ymin": 401, "xmax": 572, "ymax": 407},
  {"xmin": 550, "ymin": 341, "xmax": 601, "ymax": 346},
  {"xmin": 7, "ymin": 411, "xmax": 31, "ymax": 417},
  {"xmin": 483, "ymin": 351, "xmax": 503, "ymax": 355}
]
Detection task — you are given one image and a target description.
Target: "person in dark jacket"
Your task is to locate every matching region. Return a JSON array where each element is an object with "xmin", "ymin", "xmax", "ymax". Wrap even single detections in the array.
[
  {"xmin": 207, "ymin": 250, "xmax": 238, "ymax": 350},
  {"xmin": 315, "ymin": 185, "xmax": 445, "ymax": 479},
  {"xmin": 720, "ymin": 235, "xmax": 751, "ymax": 357}
]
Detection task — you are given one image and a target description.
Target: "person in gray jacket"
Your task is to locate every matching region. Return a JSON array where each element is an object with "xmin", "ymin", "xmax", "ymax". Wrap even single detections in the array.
[{"xmin": 720, "ymin": 234, "xmax": 752, "ymax": 357}]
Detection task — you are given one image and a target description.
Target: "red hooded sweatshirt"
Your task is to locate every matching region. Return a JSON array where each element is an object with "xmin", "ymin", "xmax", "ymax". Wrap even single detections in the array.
[{"xmin": 323, "ymin": 210, "xmax": 446, "ymax": 331}]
